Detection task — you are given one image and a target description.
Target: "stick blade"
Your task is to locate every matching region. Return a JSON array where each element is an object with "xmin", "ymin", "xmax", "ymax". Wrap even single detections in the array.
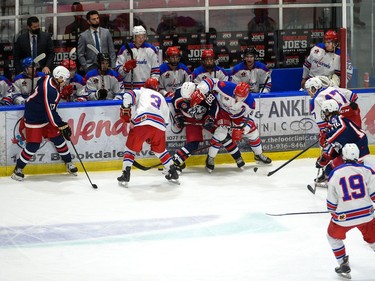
[{"xmin": 307, "ymin": 184, "xmax": 316, "ymax": 194}]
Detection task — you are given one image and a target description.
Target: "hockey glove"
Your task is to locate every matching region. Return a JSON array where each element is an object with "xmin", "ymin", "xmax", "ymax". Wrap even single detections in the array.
[
  {"xmin": 319, "ymin": 131, "xmax": 327, "ymax": 147},
  {"xmin": 123, "ymin": 59, "xmax": 137, "ymax": 73},
  {"xmin": 190, "ymin": 90, "xmax": 205, "ymax": 107},
  {"xmin": 232, "ymin": 128, "xmax": 243, "ymax": 142},
  {"xmin": 315, "ymin": 153, "xmax": 332, "ymax": 169},
  {"xmin": 120, "ymin": 105, "xmax": 132, "ymax": 123},
  {"xmin": 174, "ymin": 114, "xmax": 185, "ymax": 129},
  {"xmin": 59, "ymin": 122, "xmax": 72, "ymax": 140},
  {"xmin": 203, "ymin": 115, "xmax": 215, "ymax": 131},
  {"xmin": 165, "ymin": 91, "xmax": 175, "ymax": 98},
  {"xmin": 96, "ymin": 89, "xmax": 108, "ymax": 100},
  {"xmin": 60, "ymin": 84, "xmax": 74, "ymax": 100}
]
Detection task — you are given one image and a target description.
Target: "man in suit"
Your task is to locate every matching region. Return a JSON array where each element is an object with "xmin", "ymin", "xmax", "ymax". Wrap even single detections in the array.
[
  {"xmin": 77, "ymin": 10, "xmax": 116, "ymax": 73},
  {"xmin": 13, "ymin": 16, "xmax": 55, "ymax": 75}
]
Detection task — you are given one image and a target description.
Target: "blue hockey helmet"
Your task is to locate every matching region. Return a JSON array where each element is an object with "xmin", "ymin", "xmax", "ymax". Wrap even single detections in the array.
[{"xmin": 22, "ymin": 57, "xmax": 33, "ymax": 69}]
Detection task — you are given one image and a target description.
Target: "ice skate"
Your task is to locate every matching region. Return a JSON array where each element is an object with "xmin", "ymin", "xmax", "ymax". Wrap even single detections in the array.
[
  {"xmin": 254, "ymin": 153, "xmax": 272, "ymax": 164},
  {"xmin": 205, "ymin": 156, "xmax": 215, "ymax": 173},
  {"xmin": 174, "ymin": 161, "xmax": 186, "ymax": 174},
  {"xmin": 335, "ymin": 255, "xmax": 351, "ymax": 279},
  {"xmin": 117, "ymin": 166, "xmax": 131, "ymax": 187},
  {"xmin": 66, "ymin": 162, "xmax": 78, "ymax": 175},
  {"xmin": 314, "ymin": 171, "xmax": 327, "ymax": 188},
  {"xmin": 165, "ymin": 165, "xmax": 180, "ymax": 185},
  {"xmin": 11, "ymin": 167, "xmax": 24, "ymax": 181},
  {"xmin": 235, "ymin": 156, "xmax": 245, "ymax": 169}
]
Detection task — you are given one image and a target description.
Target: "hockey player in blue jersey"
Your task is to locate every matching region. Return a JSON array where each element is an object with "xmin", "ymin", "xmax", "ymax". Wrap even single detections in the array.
[{"xmin": 11, "ymin": 66, "xmax": 78, "ymax": 181}]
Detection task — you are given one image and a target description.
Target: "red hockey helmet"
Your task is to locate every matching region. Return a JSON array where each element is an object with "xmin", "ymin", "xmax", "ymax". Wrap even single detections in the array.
[
  {"xmin": 166, "ymin": 46, "xmax": 180, "ymax": 57},
  {"xmin": 234, "ymin": 82, "xmax": 250, "ymax": 100},
  {"xmin": 202, "ymin": 49, "xmax": 215, "ymax": 59},
  {"xmin": 61, "ymin": 59, "xmax": 77, "ymax": 70},
  {"xmin": 324, "ymin": 30, "xmax": 338, "ymax": 42},
  {"xmin": 144, "ymin": 78, "xmax": 159, "ymax": 91}
]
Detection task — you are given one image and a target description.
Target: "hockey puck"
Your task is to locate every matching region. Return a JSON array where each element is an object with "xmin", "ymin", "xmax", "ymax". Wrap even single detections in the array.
[
  {"xmin": 253, "ymin": 167, "xmax": 258, "ymax": 173},
  {"xmin": 158, "ymin": 167, "xmax": 163, "ymax": 171}
]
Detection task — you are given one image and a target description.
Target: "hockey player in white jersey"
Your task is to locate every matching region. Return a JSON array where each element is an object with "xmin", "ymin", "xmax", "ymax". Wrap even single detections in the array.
[
  {"xmin": 117, "ymin": 78, "xmax": 179, "ymax": 187},
  {"xmin": 79, "ymin": 53, "xmax": 122, "ymax": 101},
  {"xmin": 191, "ymin": 78, "xmax": 271, "ymax": 171},
  {"xmin": 305, "ymin": 77, "xmax": 360, "ymax": 131},
  {"xmin": 159, "ymin": 46, "xmax": 190, "ymax": 98},
  {"xmin": 230, "ymin": 47, "xmax": 272, "ymax": 93},
  {"xmin": 0, "ymin": 75, "xmax": 11, "ymax": 105},
  {"xmin": 59, "ymin": 59, "xmax": 86, "ymax": 102},
  {"xmin": 326, "ymin": 143, "xmax": 375, "ymax": 279},
  {"xmin": 116, "ymin": 25, "xmax": 160, "ymax": 90},
  {"xmin": 191, "ymin": 49, "xmax": 228, "ymax": 84},
  {"xmin": 301, "ymin": 30, "xmax": 353, "ymax": 89}
]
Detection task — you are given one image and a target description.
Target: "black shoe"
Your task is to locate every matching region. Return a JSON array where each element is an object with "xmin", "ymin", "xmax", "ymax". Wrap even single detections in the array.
[
  {"xmin": 117, "ymin": 166, "xmax": 131, "ymax": 186},
  {"xmin": 11, "ymin": 167, "xmax": 24, "ymax": 181},
  {"xmin": 254, "ymin": 153, "xmax": 272, "ymax": 164},
  {"xmin": 235, "ymin": 157, "xmax": 245, "ymax": 168},
  {"xmin": 206, "ymin": 156, "xmax": 215, "ymax": 173},
  {"xmin": 335, "ymin": 255, "xmax": 351, "ymax": 278},
  {"xmin": 165, "ymin": 165, "xmax": 179, "ymax": 181}
]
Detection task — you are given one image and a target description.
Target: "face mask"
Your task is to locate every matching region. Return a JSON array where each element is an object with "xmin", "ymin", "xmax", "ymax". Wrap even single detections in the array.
[
  {"xmin": 91, "ymin": 23, "xmax": 100, "ymax": 29},
  {"xmin": 31, "ymin": 28, "xmax": 40, "ymax": 35}
]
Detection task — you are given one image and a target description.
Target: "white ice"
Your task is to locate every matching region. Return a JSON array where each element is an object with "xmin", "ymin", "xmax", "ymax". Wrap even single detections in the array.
[{"xmin": 0, "ymin": 158, "xmax": 374, "ymax": 281}]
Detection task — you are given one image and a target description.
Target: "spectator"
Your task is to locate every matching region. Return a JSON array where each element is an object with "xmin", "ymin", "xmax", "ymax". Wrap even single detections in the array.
[
  {"xmin": 2, "ymin": 57, "xmax": 45, "ymax": 106},
  {"xmin": 354, "ymin": 0, "xmax": 365, "ymax": 28},
  {"xmin": 326, "ymin": 143, "xmax": 375, "ymax": 279},
  {"xmin": 156, "ymin": 12, "xmax": 203, "ymax": 35},
  {"xmin": 13, "ymin": 16, "xmax": 54, "ymax": 74},
  {"xmin": 301, "ymin": 30, "xmax": 353, "ymax": 89},
  {"xmin": 159, "ymin": 46, "xmax": 190, "ymax": 98},
  {"xmin": 231, "ymin": 47, "xmax": 272, "ymax": 93},
  {"xmin": 247, "ymin": 3, "xmax": 276, "ymax": 33},
  {"xmin": 64, "ymin": 2, "xmax": 90, "ymax": 40},
  {"xmin": 79, "ymin": 53, "xmax": 122, "ymax": 101},
  {"xmin": 117, "ymin": 78, "xmax": 179, "ymax": 187},
  {"xmin": 116, "ymin": 25, "xmax": 160, "ymax": 90},
  {"xmin": 77, "ymin": 10, "xmax": 116, "ymax": 73},
  {"xmin": 59, "ymin": 59, "xmax": 86, "ymax": 102},
  {"xmin": 191, "ymin": 49, "xmax": 228, "ymax": 84}
]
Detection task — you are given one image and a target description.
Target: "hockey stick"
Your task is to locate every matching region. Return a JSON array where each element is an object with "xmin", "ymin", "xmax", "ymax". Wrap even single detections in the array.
[
  {"xmin": 307, "ymin": 167, "xmax": 321, "ymax": 194},
  {"xmin": 124, "ymin": 41, "xmax": 134, "ymax": 90},
  {"xmin": 266, "ymin": 139, "xmax": 319, "ymax": 177},
  {"xmin": 266, "ymin": 210, "xmax": 329, "ymax": 216},
  {"xmin": 133, "ymin": 142, "xmax": 213, "ymax": 171},
  {"xmin": 31, "ymin": 53, "xmax": 46, "ymax": 94},
  {"xmin": 69, "ymin": 141, "xmax": 98, "ymax": 189}
]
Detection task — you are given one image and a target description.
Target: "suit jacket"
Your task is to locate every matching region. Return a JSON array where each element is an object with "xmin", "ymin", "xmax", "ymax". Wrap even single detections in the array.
[
  {"xmin": 13, "ymin": 31, "xmax": 55, "ymax": 74},
  {"xmin": 77, "ymin": 27, "xmax": 116, "ymax": 71}
]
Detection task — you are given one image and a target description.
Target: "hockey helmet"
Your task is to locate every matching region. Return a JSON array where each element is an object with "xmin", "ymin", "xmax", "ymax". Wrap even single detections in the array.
[
  {"xmin": 97, "ymin": 53, "xmax": 110, "ymax": 64},
  {"xmin": 133, "ymin": 25, "xmax": 146, "ymax": 36},
  {"xmin": 61, "ymin": 59, "xmax": 77, "ymax": 70},
  {"xmin": 166, "ymin": 46, "xmax": 180, "ymax": 57},
  {"xmin": 324, "ymin": 30, "xmax": 338, "ymax": 42},
  {"xmin": 305, "ymin": 77, "xmax": 322, "ymax": 92},
  {"xmin": 22, "ymin": 57, "xmax": 33, "ymax": 69},
  {"xmin": 321, "ymin": 99, "xmax": 339, "ymax": 114},
  {"xmin": 144, "ymin": 78, "xmax": 159, "ymax": 91},
  {"xmin": 342, "ymin": 143, "xmax": 359, "ymax": 162},
  {"xmin": 317, "ymin": 76, "xmax": 332, "ymax": 88},
  {"xmin": 234, "ymin": 82, "xmax": 250, "ymax": 100},
  {"xmin": 243, "ymin": 47, "xmax": 257, "ymax": 58},
  {"xmin": 53, "ymin": 66, "xmax": 70, "ymax": 82},
  {"xmin": 202, "ymin": 49, "xmax": 215, "ymax": 59},
  {"xmin": 181, "ymin": 82, "xmax": 196, "ymax": 99}
]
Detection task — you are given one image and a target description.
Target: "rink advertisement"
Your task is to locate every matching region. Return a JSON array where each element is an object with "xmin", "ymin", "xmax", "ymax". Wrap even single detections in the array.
[{"xmin": 1, "ymin": 91, "xmax": 375, "ymax": 167}]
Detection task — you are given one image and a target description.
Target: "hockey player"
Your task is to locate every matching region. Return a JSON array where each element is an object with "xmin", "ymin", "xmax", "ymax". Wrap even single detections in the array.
[
  {"xmin": 117, "ymin": 78, "xmax": 179, "ymax": 187},
  {"xmin": 79, "ymin": 53, "xmax": 122, "ymax": 101},
  {"xmin": 116, "ymin": 25, "xmax": 160, "ymax": 90},
  {"xmin": 0, "ymin": 75, "xmax": 11, "ymax": 105},
  {"xmin": 59, "ymin": 59, "xmax": 86, "ymax": 102},
  {"xmin": 230, "ymin": 47, "xmax": 272, "ymax": 93},
  {"xmin": 159, "ymin": 46, "xmax": 190, "ymax": 98},
  {"xmin": 2, "ymin": 57, "xmax": 45, "ymax": 105},
  {"xmin": 301, "ymin": 30, "xmax": 353, "ymax": 89},
  {"xmin": 326, "ymin": 143, "xmax": 375, "ymax": 279},
  {"xmin": 191, "ymin": 78, "xmax": 272, "ymax": 172},
  {"xmin": 191, "ymin": 49, "xmax": 228, "ymax": 84},
  {"xmin": 171, "ymin": 82, "xmax": 244, "ymax": 172},
  {"xmin": 316, "ymin": 99, "xmax": 375, "ymax": 185},
  {"xmin": 305, "ymin": 77, "xmax": 360, "ymax": 131},
  {"xmin": 11, "ymin": 66, "xmax": 78, "ymax": 181}
]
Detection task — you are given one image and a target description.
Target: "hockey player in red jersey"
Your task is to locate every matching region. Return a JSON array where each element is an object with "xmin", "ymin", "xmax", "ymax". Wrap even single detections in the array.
[
  {"xmin": 117, "ymin": 78, "xmax": 179, "ymax": 187},
  {"xmin": 11, "ymin": 66, "xmax": 78, "ymax": 181},
  {"xmin": 326, "ymin": 143, "xmax": 375, "ymax": 279}
]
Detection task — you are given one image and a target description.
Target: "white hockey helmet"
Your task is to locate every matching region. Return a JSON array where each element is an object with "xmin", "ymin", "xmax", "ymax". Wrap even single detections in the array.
[
  {"xmin": 53, "ymin": 66, "xmax": 70, "ymax": 82},
  {"xmin": 317, "ymin": 76, "xmax": 332, "ymax": 88},
  {"xmin": 321, "ymin": 99, "xmax": 339, "ymax": 114},
  {"xmin": 305, "ymin": 77, "xmax": 322, "ymax": 93},
  {"xmin": 133, "ymin": 25, "xmax": 146, "ymax": 36},
  {"xmin": 181, "ymin": 82, "xmax": 196, "ymax": 99},
  {"xmin": 342, "ymin": 143, "xmax": 359, "ymax": 161}
]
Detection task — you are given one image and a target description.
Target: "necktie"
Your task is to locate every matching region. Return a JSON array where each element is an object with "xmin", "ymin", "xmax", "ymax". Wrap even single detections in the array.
[
  {"xmin": 94, "ymin": 31, "xmax": 100, "ymax": 52},
  {"xmin": 32, "ymin": 35, "xmax": 37, "ymax": 58}
]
